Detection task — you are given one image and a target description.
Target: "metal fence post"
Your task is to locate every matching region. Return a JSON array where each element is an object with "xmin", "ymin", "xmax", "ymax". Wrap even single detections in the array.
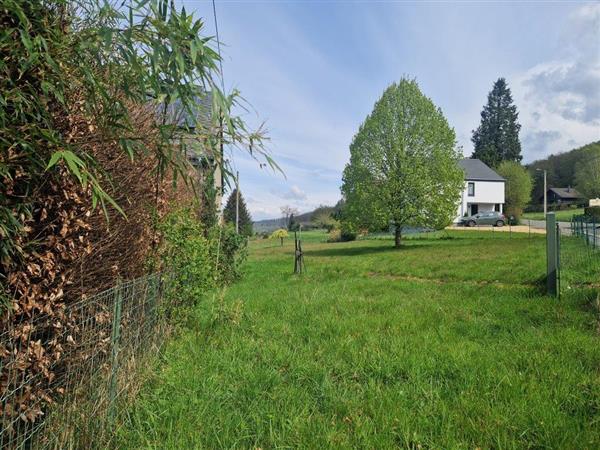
[
  {"xmin": 109, "ymin": 279, "xmax": 123, "ymax": 424},
  {"xmin": 546, "ymin": 213, "xmax": 558, "ymax": 297},
  {"xmin": 556, "ymin": 224, "xmax": 561, "ymax": 298}
]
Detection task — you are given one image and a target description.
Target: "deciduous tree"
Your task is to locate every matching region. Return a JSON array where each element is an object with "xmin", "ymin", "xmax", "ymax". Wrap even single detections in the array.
[
  {"xmin": 341, "ymin": 78, "xmax": 464, "ymax": 248},
  {"xmin": 496, "ymin": 161, "xmax": 532, "ymax": 220},
  {"xmin": 575, "ymin": 149, "xmax": 600, "ymax": 199},
  {"xmin": 280, "ymin": 205, "xmax": 299, "ymax": 229},
  {"xmin": 270, "ymin": 228, "xmax": 288, "ymax": 246}
]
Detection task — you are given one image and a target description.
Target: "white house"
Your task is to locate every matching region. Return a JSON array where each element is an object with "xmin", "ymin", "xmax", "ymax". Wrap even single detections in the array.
[{"xmin": 454, "ymin": 159, "xmax": 505, "ymax": 222}]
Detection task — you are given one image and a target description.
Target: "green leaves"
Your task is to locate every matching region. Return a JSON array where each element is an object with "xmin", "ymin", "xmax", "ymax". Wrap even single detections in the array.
[
  {"xmin": 46, "ymin": 151, "xmax": 86, "ymax": 185},
  {"xmin": 496, "ymin": 161, "xmax": 533, "ymax": 220},
  {"xmin": 341, "ymin": 78, "xmax": 464, "ymax": 243},
  {"xmin": 1, "ymin": 0, "xmax": 273, "ymax": 268}
]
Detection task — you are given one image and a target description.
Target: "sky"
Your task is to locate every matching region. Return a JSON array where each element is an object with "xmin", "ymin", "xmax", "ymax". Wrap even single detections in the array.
[{"xmin": 183, "ymin": 0, "xmax": 600, "ymax": 220}]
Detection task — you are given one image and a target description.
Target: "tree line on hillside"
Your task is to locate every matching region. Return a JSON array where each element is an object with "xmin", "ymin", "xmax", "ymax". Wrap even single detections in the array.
[{"xmin": 527, "ymin": 141, "xmax": 600, "ymax": 202}]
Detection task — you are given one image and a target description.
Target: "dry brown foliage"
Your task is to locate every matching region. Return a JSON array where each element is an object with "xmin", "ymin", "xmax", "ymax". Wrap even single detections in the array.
[{"xmin": 0, "ymin": 98, "xmax": 199, "ymax": 437}]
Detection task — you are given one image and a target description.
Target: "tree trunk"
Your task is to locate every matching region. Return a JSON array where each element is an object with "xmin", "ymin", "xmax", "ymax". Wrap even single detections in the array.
[
  {"xmin": 280, "ymin": 237, "xmax": 283, "ymax": 247},
  {"xmin": 394, "ymin": 225, "xmax": 402, "ymax": 248}
]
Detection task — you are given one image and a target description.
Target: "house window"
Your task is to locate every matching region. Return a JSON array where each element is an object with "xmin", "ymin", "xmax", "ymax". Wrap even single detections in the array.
[{"xmin": 467, "ymin": 182, "xmax": 475, "ymax": 197}]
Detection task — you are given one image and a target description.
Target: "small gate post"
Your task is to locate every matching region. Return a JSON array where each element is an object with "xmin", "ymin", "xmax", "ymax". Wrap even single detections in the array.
[{"xmin": 546, "ymin": 213, "xmax": 558, "ymax": 297}]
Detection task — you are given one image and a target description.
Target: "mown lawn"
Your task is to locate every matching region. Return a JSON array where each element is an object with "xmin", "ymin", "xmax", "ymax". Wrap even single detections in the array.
[
  {"xmin": 523, "ymin": 208, "xmax": 585, "ymax": 221},
  {"xmin": 117, "ymin": 230, "xmax": 600, "ymax": 449}
]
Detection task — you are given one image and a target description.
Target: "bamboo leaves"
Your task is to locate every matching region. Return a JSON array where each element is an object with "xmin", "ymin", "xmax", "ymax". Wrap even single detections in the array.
[{"xmin": 1, "ymin": 0, "xmax": 275, "ymax": 268}]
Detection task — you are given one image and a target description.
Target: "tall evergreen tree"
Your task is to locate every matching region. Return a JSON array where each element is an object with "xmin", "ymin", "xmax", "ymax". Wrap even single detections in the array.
[
  {"xmin": 223, "ymin": 188, "xmax": 253, "ymax": 236},
  {"xmin": 472, "ymin": 78, "xmax": 522, "ymax": 167}
]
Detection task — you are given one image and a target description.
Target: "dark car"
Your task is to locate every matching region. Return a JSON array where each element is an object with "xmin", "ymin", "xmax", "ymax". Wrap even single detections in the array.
[{"xmin": 461, "ymin": 211, "xmax": 506, "ymax": 227}]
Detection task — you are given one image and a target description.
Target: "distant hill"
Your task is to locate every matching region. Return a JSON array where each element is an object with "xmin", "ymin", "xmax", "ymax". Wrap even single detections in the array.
[
  {"xmin": 527, "ymin": 141, "xmax": 600, "ymax": 202},
  {"xmin": 253, "ymin": 210, "xmax": 315, "ymax": 233},
  {"xmin": 253, "ymin": 204, "xmax": 342, "ymax": 233}
]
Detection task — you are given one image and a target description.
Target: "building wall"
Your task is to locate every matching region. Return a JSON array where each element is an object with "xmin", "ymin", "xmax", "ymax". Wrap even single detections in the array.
[{"xmin": 454, "ymin": 180, "xmax": 505, "ymax": 222}]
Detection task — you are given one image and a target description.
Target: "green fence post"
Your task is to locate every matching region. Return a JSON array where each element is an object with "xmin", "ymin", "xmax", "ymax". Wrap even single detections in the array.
[
  {"xmin": 109, "ymin": 279, "xmax": 123, "ymax": 424},
  {"xmin": 546, "ymin": 213, "xmax": 558, "ymax": 297}
]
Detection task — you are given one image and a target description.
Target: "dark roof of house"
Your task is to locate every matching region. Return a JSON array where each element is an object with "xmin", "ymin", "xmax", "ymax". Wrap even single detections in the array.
[
  {"xmin": 158, "ymin": 90, "xmax": 213, "ymax": 130},
  {"xmin": 547, "ymin": 187, "xmax": 584, "ymax": 199},
  {"xmin": 458, "ymin": 158, "xmax": 505, "ymax": 182}
]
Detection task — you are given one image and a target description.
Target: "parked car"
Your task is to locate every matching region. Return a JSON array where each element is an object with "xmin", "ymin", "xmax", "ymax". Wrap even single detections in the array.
[{"xmin": 461, "ymin": 211, "xmax": 506, "ymax": 227}]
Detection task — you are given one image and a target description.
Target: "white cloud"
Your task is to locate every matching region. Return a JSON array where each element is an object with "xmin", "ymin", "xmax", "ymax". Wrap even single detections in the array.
[
  {"xmin": 283, "ymin": 185, "xmax": 307, "ymax": 201},
  {"xmin": 513, "ymin": 3, "xmax": 600, "ymax": 161}
]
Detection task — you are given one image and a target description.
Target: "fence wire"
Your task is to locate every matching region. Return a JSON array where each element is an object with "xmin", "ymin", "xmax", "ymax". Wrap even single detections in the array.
[
  {"xmin": 0, "ymin": 272, "xmax": 168, "ymax": 449},
  {"xmin": 558, "ymin": 217, "xmax": 600, "ymax": 294}
]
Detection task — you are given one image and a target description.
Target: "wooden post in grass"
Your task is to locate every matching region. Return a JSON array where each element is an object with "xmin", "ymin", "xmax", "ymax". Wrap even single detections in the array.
[
  {"xmin": 546, "ymin": 212, "xmax": 558, "ymax": 297},
  {"xmin": 294, "ymin": 231, "xmax": 305, "ymax": 274}
]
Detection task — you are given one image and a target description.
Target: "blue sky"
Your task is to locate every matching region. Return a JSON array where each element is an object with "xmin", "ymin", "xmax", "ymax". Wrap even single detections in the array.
[{"xmin": 183, "ymin": 0, "xmax": 600, "ymax": 220}]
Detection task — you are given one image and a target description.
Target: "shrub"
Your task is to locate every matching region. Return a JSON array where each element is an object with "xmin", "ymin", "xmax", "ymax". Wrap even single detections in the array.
[
  {"xmin": 270, "ymin": 229, "xmax": 289, "ymax": 246},
  {"xmin": 496, "ymin": 161, "xmax": 533, "ymax": 222},
  {"xmin": 584, "ymin": 206, "xmax": 600, "ymax": 220},
  {"xmin": 340, "ymin": 229, "xmax": 357, "ymax": 242},
  {"xmin": 209, "ymin": 225, "xmax": 248, "ymax": 285},
  {"xmin": 327, "ymin": 229, "xmax": 341, "ymax": 242},
  {"xmin": 327, "ymin": 227, "xmax": 356, "ymax": 243},
  {"xmin": 158, "ymin": 209, "xmax": 215, "ymax": 310},
  {"xmin": 311, "ymin": 207, "xmax": 339, "ymax": 231},
  {"xmin": 158, "ymin": 210, "xmax": 248, "ymax": 311}
]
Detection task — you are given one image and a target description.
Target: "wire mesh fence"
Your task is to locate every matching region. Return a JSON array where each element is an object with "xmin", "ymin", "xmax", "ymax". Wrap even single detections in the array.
[
  {"xmin": 0, "ymin": 272, "xmax": 168, "ymax": 449},
  {"xmin": 571, "ymin": 215, "xmax": 599, "ymax": 249},
  {"xmin": 558, "ymin": 218, "xmax": 600, "ymax": 295}
]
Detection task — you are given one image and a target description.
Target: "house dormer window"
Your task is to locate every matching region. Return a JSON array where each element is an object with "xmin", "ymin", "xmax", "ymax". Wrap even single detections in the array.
[{"xmin": 468, "ymin": 182, "xmax": 475, "ymax": 196}]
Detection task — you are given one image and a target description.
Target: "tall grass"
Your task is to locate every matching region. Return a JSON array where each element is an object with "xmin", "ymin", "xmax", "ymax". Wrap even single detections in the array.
[{"xmin": 117, "ymin": 231, "xmax": 600, "ymax": 449}]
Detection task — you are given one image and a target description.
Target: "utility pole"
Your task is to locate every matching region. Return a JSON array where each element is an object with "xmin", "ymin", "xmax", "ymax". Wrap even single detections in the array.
[
  {"xmin": 214, "ymin": 112, "xmax": 225, "ymax": 225},
  {"xmin": 536, "ymin": 168, "xmax": 547, "ymax": 218},
  {"xmin": 543, "ymin": 169, "xmax": 547, "ymax": 218},
  {"xmin": 235, "ymin": 171, "xmax": 240, "ymax": 234}
]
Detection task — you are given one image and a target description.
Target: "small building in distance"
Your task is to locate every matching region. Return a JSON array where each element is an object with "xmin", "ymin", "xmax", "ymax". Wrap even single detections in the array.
[{"xmin": 542, "ymin": 187, "xmax": 585, "ymax": 207}]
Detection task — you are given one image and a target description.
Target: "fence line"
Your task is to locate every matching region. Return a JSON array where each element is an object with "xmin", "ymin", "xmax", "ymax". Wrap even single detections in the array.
[
  {"xmin": 571, "ymin": 215, "xmax": 599, "ymax": 249},
  {"xmin": 0, "ymin": 272, "xmax": 168, "ymax": 449},
  {"xmin": 555, "ymin": 215, "xmax": 600, "ymax": 297}
]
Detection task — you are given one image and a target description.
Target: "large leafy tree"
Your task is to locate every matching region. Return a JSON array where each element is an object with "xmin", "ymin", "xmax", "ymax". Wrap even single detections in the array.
[
  {"xmin": 341, "ymin": 78, "xmax": 464, "ymax": 248},
  {"xmin": 472, "ymin": 78, "xmax": 522, "ymax": 167},
  {"xmin": 223, "ymin": 188, "xmax": 253, "ymax": 236},
  {"xmin": 496, "ymin": 161, "xmax": 532, "ymax": 220}
]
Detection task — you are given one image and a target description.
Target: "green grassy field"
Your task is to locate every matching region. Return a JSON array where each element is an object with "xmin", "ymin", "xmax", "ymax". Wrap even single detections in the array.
[
  {"xmin": 523, "ymin": 208, "xmax": 585, "ymax": 221},
  {"xmin": 117, "ymin": 230, "xmax": 600, "ymax": 449}
]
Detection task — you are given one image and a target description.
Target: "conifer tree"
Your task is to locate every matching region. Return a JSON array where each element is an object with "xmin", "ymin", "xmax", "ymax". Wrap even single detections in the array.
[
  {"xmin": 223, "ymin": 188, "xmax": 253, "ymax": 236},
  {"xmin": 472, "ymin": 78, "xmax": 522, "ymax": 167}
]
